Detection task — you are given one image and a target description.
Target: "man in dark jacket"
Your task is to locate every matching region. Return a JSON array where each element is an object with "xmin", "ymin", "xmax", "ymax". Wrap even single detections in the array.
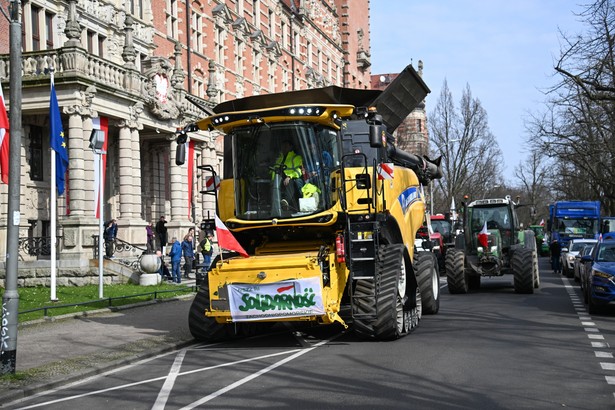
[
  {"xmin": 155, "ymin": 216, "xmax": 168, "ymax": 253},
  {"xmin": 550, "ymin": 239, "xmax": 562, "ymax": 274},
  {"xmin": 181, "ymin": 235, "xmax": 195, "ymax": 279},
  {"xmin": 104, "ymin": 219, "xmax": 118, "ymax": 258}
]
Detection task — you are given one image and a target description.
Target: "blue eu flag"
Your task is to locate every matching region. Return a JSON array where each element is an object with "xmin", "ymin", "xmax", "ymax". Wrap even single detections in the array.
[{"xmin": 50, "ymin": 83, "xmax": 69, "ymax": 195}]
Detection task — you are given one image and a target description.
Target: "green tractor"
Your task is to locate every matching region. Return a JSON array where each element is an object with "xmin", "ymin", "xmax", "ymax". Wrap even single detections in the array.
[
  {"xmin": 529, "ymin": 224, "xmax": 550, "ymax": 256},
  {"xmin": 446, "ymin": 196, "xmax": 540, "ymax": 294}
]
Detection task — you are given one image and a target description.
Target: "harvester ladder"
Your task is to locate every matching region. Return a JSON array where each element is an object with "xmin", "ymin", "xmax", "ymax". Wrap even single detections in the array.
[{"xmin": 347, "ymin": 220, "xmax": 380, "ymax": 319}]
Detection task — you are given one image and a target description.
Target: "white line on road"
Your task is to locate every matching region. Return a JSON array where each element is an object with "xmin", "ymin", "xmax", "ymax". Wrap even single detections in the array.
[
  {"xmin": 11, "ymin": 348, "xmax": 302, "ymax": 409},
  {"xmin": 152, "ymin": 349, "xmax": 187, "ymax": 410},
  {"xmin": 179, "ymin": 335, "xmax": 339, "ymax": 409},
  {"xmin": 601, "ymin": 362, "xmax": 615, "ymax": 371}
]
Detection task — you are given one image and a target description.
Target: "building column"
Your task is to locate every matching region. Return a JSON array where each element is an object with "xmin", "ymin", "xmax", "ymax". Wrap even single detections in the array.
[
  {"xmin": 131, "ymin": 128, "xmax": 143, "ymax": 219},
  {"xmin": 117, "ymin": 125, "xmax": 134, "ymax": 219},
  {"xmin": 63, "ymin": 87, "xmax": 97, "ymax": 217},
  {"xmin": 169, "ymin": 138, "xmax": 184, "ymax": 222},
  {"xmin": 66, "ymin": 113, "xmax": 86, "ymax": 215}
]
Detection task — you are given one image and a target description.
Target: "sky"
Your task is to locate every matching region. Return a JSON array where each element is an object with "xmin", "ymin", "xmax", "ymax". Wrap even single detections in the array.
[{"xmin": 370, "ymin": 0, "xmax": 589, "ymax": 183}]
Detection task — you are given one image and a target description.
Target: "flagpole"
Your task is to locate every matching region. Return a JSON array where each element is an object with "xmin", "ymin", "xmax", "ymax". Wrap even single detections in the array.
[
  {"xmin": 50, "ymin": 73, "xmax": 58, "ymax": 302},
  {"xmin": 98, "ymin": 152, "xmax": 104, "ymax": 299}
]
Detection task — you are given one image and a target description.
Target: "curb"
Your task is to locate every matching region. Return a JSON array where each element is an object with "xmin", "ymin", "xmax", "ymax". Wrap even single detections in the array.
[
  {"xmin": 0, "ymin": 337, "xmax": 196, "ymax": 406},
  {"xmin": 1, "ymin": 295, "xmax": 198, "ymax": 406}
]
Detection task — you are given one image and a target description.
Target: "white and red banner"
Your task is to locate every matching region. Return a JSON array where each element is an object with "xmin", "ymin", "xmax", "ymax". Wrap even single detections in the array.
[
  {"xmin": 0, "ymin": 80, "xmax": 9, "ymax": 184},
  {"xmin": 227, "ymin": 277, "xmax": 325, "ymax": 321},
  {"xmin": 92, "ymin": 117, "xmax": 108, "ymax": 218},
  {"xmin": 215, "ymin": 214, "xmax": 249, "ymax": 257},
  {"xmin": 377, "ymin": 162, "xmax": 394, "ymax": 180},
  {"xmin": 477, "ymin": 221, "xmax": 490, "ymax": 248}
]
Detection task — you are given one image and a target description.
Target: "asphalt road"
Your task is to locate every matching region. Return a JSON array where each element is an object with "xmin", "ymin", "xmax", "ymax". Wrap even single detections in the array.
[{"xmin": 4, "ymin": 258, "xmax": 615, "ymax": 409}]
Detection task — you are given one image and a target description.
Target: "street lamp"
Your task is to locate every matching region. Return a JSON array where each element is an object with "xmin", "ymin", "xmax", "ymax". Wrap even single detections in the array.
[
  {"xmin": 430, "ymin": 138, "xmax": 461, "ymax": 214},
  {"xmin": 90, "ymin": 129, "xmax": 105, "ymax": 299}
]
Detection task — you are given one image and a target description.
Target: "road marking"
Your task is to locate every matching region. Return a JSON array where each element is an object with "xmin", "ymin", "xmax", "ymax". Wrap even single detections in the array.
[
  {"xmin": 601, "ymin": 362, "xmax": 615, "ymax": 371},
  {"xmin": 585, "ymin": 327, "xmax": 600, "ymax": 332},
  {"xmin": 152, "ymin": 349, "xmax": 187, "ymax": 410},
  {"xmin": 562, "ymin": 277, "xmax": 615, "ymax": 401},
  {"xmin": 11, "ymin": 349, "xmax": 302, "ymax": 409},
  {"xmin": 596, "ymin": 351, "xmax": 614, "ymax": 358},
  {"xmin": 179, "ymin": 335, "xmax": 339, "ymax": 409}
]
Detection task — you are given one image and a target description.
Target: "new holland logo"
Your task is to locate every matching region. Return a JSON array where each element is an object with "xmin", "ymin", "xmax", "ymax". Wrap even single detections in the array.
[{"xmin": 398, "ymin": 187, "xmax": 419, "ymax": 214}]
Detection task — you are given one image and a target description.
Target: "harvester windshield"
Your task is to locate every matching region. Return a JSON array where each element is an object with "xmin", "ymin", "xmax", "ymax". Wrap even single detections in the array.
[{"xmin": 232, "ymin": 121, "xmax": 340, "ymax": 220}]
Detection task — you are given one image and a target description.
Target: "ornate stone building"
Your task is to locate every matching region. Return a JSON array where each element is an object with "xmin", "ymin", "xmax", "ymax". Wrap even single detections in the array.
[{"xmin": 0, "ymin": 0, "xmax": 371, "ymax": 282}]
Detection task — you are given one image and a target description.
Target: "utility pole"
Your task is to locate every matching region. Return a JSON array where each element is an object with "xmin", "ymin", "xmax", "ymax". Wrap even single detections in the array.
[{"xmin": 1, "ymin": 0, "xmax": 23, "ymax": 375}]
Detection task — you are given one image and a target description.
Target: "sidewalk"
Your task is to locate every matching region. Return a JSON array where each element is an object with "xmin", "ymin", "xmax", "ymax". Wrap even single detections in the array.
[{"xmin": 0, "ymin": 282, "xmax": 198, "ymax": 404}]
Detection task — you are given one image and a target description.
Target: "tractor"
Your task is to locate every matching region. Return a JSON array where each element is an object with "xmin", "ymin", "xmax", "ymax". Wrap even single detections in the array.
[{"xmin": 446, "ymin": 196, "xmax": 540, "ymax": 294}]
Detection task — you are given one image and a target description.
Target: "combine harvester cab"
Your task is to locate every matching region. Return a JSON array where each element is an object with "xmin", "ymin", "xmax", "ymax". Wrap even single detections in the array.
[{"xmin": 184, "ymin": 65, "xmax": 443, "ymax": 341}]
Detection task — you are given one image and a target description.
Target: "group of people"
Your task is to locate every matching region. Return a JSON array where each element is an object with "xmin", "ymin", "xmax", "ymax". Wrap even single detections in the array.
[
  {"xmin": 157, "ymin": 221, "xmax": 215, "ymax": 284},
  {"xmin": 104, "ymin": 215, "xmax": 216, "ymax": 284}
]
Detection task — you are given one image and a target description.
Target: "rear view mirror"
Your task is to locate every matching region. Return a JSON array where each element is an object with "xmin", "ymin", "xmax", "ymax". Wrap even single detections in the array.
[{"xmin": 369, "ymin": 124, "xmax": 384, "ymax": 148}]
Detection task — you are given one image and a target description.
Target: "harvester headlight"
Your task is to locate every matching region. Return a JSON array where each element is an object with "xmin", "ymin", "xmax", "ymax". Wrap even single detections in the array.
[
  {"xmin": 289, "ymin": 108, "xmax": 296, "ymax": 114},
  {"xmin": 491, "ymin": 246, "xmax": 498, "ymax": 253},
  {"xmin": 477, "ymin": 246, "xmax": 484, "ymax": 253}
]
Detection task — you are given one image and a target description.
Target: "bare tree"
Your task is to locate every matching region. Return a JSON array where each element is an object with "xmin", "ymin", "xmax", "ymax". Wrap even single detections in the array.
[
  {"xmin": 428, "ymin": 81, "xmax": 503, "ymax": 212},
  {"xmin": 514, "ymin": 151, "xmax": 553, "ymax": 224},
  {"xmin": 528, "ymin": 0, "xmax": 615, "ymax": 214}
]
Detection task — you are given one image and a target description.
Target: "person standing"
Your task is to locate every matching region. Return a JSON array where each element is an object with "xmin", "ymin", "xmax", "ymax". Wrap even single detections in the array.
[
  {"xmin": 155, "ymin": 216, "xmax": 168, "ymax": 254},
  {"xmin": 103, "ymin": 218, "xmax": 118, "ymax": 258},
  {"xmin": 199, "ymin": 232, "xmax": 214, "ymax": 272},
  {"xmin": 181, "ymin": 235, "xmax": 195, "ymax": 279},
  {"xmin": 168, "ymin": 237, "xmax": 182, "ymax": 284},
  {"xmin": 550, "ymin": 239, "xmax": 562, "ymax": 274},
  {"xmin": 145, "ymin": 221, "xmax": 156, "ymax": 253}
]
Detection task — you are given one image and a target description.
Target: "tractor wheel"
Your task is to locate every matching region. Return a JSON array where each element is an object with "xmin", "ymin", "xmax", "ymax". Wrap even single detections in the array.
[
  {"xmin": 512, "ymin": 248, "xmax": 534, "ymax": 294},
  {"xmin": 415, "ymin": 251, "xmax": 440, "ymax": 314},
  {"xmin": 533, "ymin": 250, "xmax": 541, "ymax": 289},
  {"xmin": 188, "ymin": 281, "xmax": 236, "ymax": 342},
  {"xmin": 353, "ymin": 244, "xmax": 418, "ymax": 340},
  {"xmin": 446, "ymin": 249, "xmax": 468, "ymax": 294}
]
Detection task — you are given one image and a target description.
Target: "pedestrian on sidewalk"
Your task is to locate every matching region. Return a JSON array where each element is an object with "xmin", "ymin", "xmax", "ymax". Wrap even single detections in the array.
[
  {"xmin": 550, "ymin": 239, "xmax": 562, "ymax": 274},
  {"xmin": 156, "ymin": 216, "xmax": 168, "ymax": 254},
  {"xmin": 181, "ymin": 235, "xmax": 195, "ymax": 279},
  {"xmin": 168, "ymin": 237, "xmax": 182, "ymax": 283},
  {"xmin": 146, "ymin": 221, "xmax": 156, "ymax": 253},
  {"xmin": 104, "ymin": 218, "xmax": 118, "ymax": 258},
  {"xmin": 199, "ymin": 232, "xmax": 214, "ymax": 272}
]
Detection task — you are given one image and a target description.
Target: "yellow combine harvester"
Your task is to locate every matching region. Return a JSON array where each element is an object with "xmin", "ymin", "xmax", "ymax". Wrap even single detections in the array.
[{"xmin": 184, "ymin": 65, "xmax": 442, "ymax": 341}]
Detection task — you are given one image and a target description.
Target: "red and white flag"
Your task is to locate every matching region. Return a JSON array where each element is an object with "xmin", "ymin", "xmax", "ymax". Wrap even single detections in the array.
[
  {"xmin": 215, "ymin": 215, "xmax": 249, "ymax": 258},
  {"xmin": 539, "ymin": 219, "xmax": 545, "ymax": 226},
  {"xmin": 477, "ymin": 221, "xmax": 490, "ymax": 248},
  {"xmin": 0, "ymin": 81, "xmax": 9, "ymax": 184}
]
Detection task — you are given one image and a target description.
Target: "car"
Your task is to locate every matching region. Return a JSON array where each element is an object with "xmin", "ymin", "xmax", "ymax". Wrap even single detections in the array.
[
  {"xmin": 574, "ymin": 243, "xmax": 595, "ymax": 283},
  {"xmin": 561, "ymin": 239, "xmax": 597, "ymax": 278},
  {"xmin": 581, "ymin": 240, "xmax": 615, "ymax": 313}
]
